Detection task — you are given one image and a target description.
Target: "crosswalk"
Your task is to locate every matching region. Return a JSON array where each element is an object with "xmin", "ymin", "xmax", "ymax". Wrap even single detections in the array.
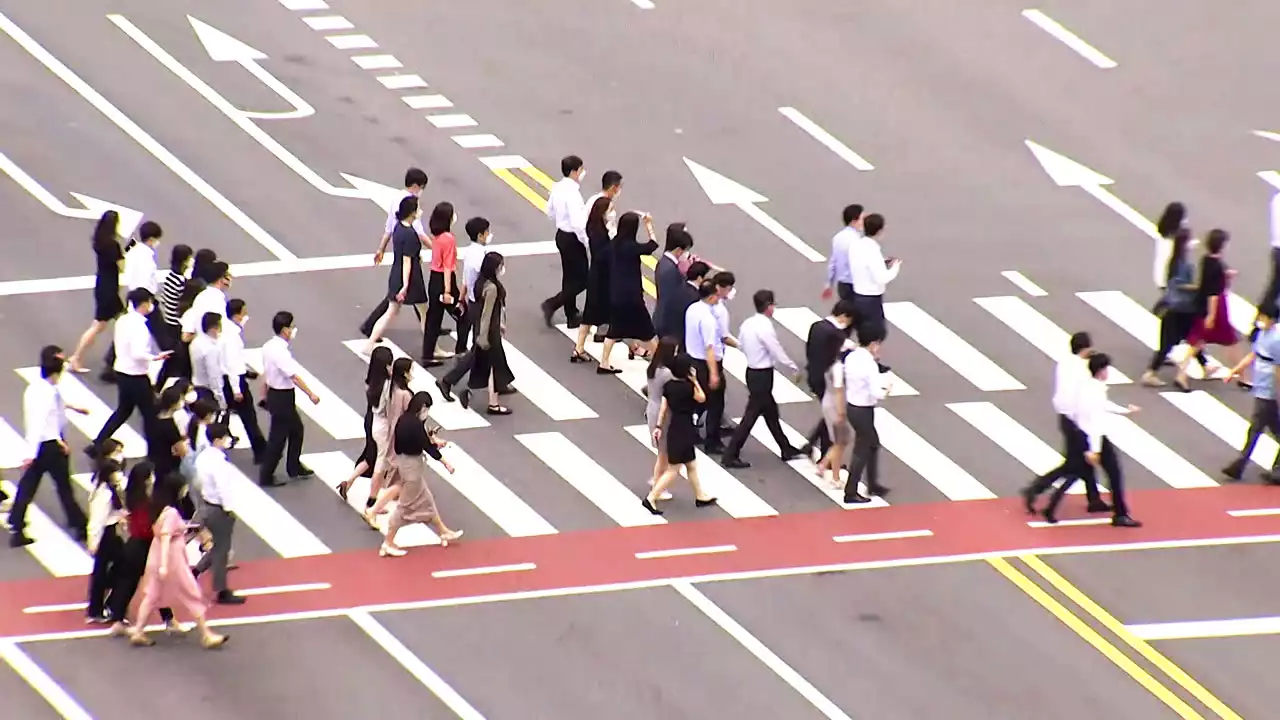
[{"xmin": 0, "ymin": 285, "xmax": 1272, "ymax": 581}]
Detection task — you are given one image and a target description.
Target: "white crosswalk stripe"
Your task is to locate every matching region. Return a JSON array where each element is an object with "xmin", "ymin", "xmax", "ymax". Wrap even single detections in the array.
[
  {"xmin": 1076, "ymin": 291, "xmax": 1218, "ymax": 380},
  {"xmin": 344, "ymin": 340, "xmax": 489, "ymax": 430},
  {"xmin": 1160, "ymin": 391, "xmax": 1275, "ymax": 471},
  {"xmin": 735, "ymin": 416, "xmax": 889, "ymax": 508},
  {"xmin": 449, "ymin": 332, "xmax": 599, "ymax": 421},
  {"xmin": 516, "ymin": 432, "xmax": 666, "ymax": 527},
  {"xmin": 426, "ymin": 440, "xmax": 557, "ymax": 537},
  {"xmin": 0, "ymin": 470, "xmax": 92, "ymax": 578},
  {"xmin": 243, "ymin": 348, "xmax": 365, "ymax": 440},
  {"xmin": 770, "ymin": 306, "xmax": 918, "ymax": 395},
  {"xmin": 948, "ymin": 402, "xmax": 1088, "ymax": 496},
  {"xmin": 974, "ymin": 296, "xmax": 1130, "ymax": 384},
  {"xmin": 623, "ymin": 425, "xmax": 778, "ymax": 518},
  {"xmin": 885, "ymin": 301, "xmax": 1025, "ymax": 391},
  {"xmin": 16, "ymin": 368, "xmax": 147, "ymax": 458},
  {"xmin": 304, "ymin": 451, "xmax": 440, "ymax": 546}
]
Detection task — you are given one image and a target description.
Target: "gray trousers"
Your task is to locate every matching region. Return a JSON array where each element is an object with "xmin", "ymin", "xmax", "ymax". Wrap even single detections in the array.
[{"xmin": 199, "ymin": 504, "xmax": 236, "ymax": 593}]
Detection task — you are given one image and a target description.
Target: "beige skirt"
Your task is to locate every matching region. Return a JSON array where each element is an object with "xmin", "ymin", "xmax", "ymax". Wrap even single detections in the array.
[{"xmin": 390, "ymin": 454, "xmax": 438, "ymax": 526}]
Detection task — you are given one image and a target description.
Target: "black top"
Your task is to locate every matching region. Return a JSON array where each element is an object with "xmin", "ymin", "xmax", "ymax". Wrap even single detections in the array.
[
  {"xmin": 609, "ymin": 236, "xmax": 660, "ymax": 304},
  {"xmin": 805, "ymin": 319, "xmax": 849, "ymax": 393},
  {"xmin": 94, "ymin": 240, "xmax": 123, "ymax": 292},
  {"xmin": 653, "ymin": 255, "xmax": 684, "ymax": 336},
  {"xmin": 388, "ymin": 223, "xmax": 427, "ymax": 302},
  {"xmin": 1196, "ymin": 256, "xmax": 1226, "ymax": 313},
  {"xmin": 662, "ymin": 378, "xmax": 702, "ymax": 416},
  {"xmin": 148, "ymin": 416, "xmax": 183, "ymax": 477},
  {"xmin": 393, "ymin": 413, "xmax": 443, "ymax": 461}
]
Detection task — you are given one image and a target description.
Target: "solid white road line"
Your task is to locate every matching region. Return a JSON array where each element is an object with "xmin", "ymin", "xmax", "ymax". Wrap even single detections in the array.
[
  {"xmin": 377, "ymin": 74, "xmax": 428, "ymax": 90},
  {"xmin": 304, "ymin": 451, "xmax": 439, "ymax": 546},
  {"xmin": 432, "ymin": 563, "xmax": 536, "ymax": 579},
  {"xmin": 885, "ymin": 302, "xmax": 1025, "ymax": 391},
  {"xmin": 426, "ymin": 442, "xmax": 557, "ymax": 537},
  {"xmin": 0, "ymin": 12, "xmax": 297, "ymax": 261},
  {"xmin": 15, "ymin": 368, "xmax": 147, "ymax": 458},
  {"xmin": 1228, "ymin": 508, "xmax": 1280, "ymax": 517},
  {"xmin": 515, "ymin": 432, "xmax": 666, "ymax": 527},
  {"xmin": 347, "ymin": 611, "xmax": 489, "ymax": 720},
  {"xmin": 630, "ymin": 0, "xmax": 656, "ymax": 8},
  {"xmin": 948, "ymin": 401, "xmax": 1086, "ymax": 496},
  {"xmin": 427, "ymin": 114, "xmax": 478, "ymax": 129},
  {"xmin": 478, "ymin": 155, "xmax": 534, "ymax": 170},
  {"xmin": 0, "ymin": 417, "xmax": 28, "ymax": 469},
  {"xmin": 451, "ymin": 134, "xmax": 504, "ymax": 149},
  {"xmin": 771, "ymin": 306, "xmax": 917, "ymax": 396},
  {"xmin": 1161, "ymin": 391, "xmax": 1275, "ymax": 470},
  {"xmin": 720, "ymin": 347, "xmax": 811, "ymax": 404},
  {"xmin": 777, "ymin": 107, "xmax": 873, "ymax": 171},
  {"xmin": 244, "ymin": 348, "xmax": 365, "ymax": 440},
  {"xmin": 325, "ymin": 33, "xmax": 378, "ymax": 49},
  {"xmin": 1000, "ymin": 271, "xmax": 1047, "ymax": 297},
  {"xmin": 0, "ymin": 641, "xmax": 94, "ymax": 720},
  {"xmin": 1125, "ymin": 617, "xmax": 1280, "ymax": 641},
  {"xmin": 737, "ymin": 415, "xmax": 889, "ymax": 508},
  {"xmin": 1075, "ymin": 290, "xmax": 1214, "ymax": 380},
  {"xmin": 832, "ymin": 529, "xmax": 933, "ymax": 543},
  {"xmin": 236, "ymin": 582, "xmax": 332, "ymax": 597},
  {"xmin": 1021, "ymin": 9, "xmax": 1117, "ymax": 69},
  {"xmin": 352, "ymin": 54, "xmax": 402, "ymax": 70},
  {"xmin": 0, "ymin": 477, "xmax": 93, "ymax": 577},
  {"xmin": 875, "ymin": 409, "xmax": 998, "ymax": 500},
  {"xmin": 343, "ymin": 340, "xmax": 489, "ymax": 430},
  {"xmin": 624, "ymin": 425, "xmax": 779, "ymax": 518},
  {"xmin": 636, "ymin": 545, "xmax": 736, "ymax": 559},
  {"xmin": 1028, "ymin": 518, "xmax": 1111, "ymax": 529},
  {"xmin": 974, "ymin": 296, "xmax": 1130, "ymax": 384},
  {"xmin": 673, "ymin": 582, "xmax": 854, "ymax": 720},
  {"xmin": 402, "ymin": 94, "xmax": 453, "ymax": 110},
  {"xmin": 302, "ymin": 15, "xmax": 353, "ymax": 30},
  {"xmin": 280, "ymin": 0, "xmax": 329, "ymax": 9},
  {"xmin": 0, "ymin": 241, "xmax": 559, "ymax": 297},
  {"xmin": 488, "ymin": 338, "xmax": 597, "ymax": 421}
]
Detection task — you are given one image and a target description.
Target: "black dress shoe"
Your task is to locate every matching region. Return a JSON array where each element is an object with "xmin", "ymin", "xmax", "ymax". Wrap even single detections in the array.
[
  {"xmin": 422, "ymin": 359, "xmax": 445, "ymax": 368},
  {"xmin": 215, "ymin": 590, "xmax": 246, "ymax": 605},
  {"xmin": 289, "ymin": 467, "xmax": 315, "ymax": 479},
  {"xmin": 435, "ymin": 379, "xmax": 455, "ymax": 402},
  {"xmin": 540, "ymin": 300, "xmax": 555, "ymax": 328},
  {"xmin": 694, "ymin": 497, "xmax": 718, "ymax": 508},
  {"xmin": 843, "ymin": 493, "xmax": 871, "ymax": 504},
  {"xmin": 704, "ymin": 444, "xmax": 726, "ymax": 455},
  {"xmin": 779, "ymin": 447, "xmax": 803, "ymax": 461},
  {"xmin": 1021, "ymin": 486, "xmax": 1039, "ymax": 515},
  {"xmin": 260, "ymin": 477, "xmax": 285, "ymax": 488},
  {"xmin": 1040, "ymin": 507, "xmax": 1059, "ymax": 525},
  {"xmin": 721, "ymin": 457, "xmax": 750, "ymax": 469},
  {"xmin": 458, "ymin": 389, "xmax": 472, "ymax": 409},
  {"xmin": 1086, "ymin": 501, "xmax": 1112, "ymax": 514},
  {"xmin": 1111, "ymin": 515, "xmax": 1142, "ymax": 528},
  {"xmin": 9, "ymin": 533, "xmax": 33, "ymax": 548},
  {"xmin": 866, "ymin": 483, "xmax": 890, "ymax": 497},
  {"xmin": 641, "ymin": 498, "xmax": 664, "ymax": 515},
  {"xmin": 1221, "ymin": 461, "xmax": 1245, "ymax": 482}
]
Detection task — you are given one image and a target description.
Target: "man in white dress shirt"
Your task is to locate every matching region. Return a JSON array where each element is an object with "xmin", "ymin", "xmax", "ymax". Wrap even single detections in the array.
[
  {"xmin": 9, "ymin": 347, "xmax": 90, "ymax": 547},
  {"xmin": 843, "ymin": 327, "xmax": 892, "ymax": 503},
  {"xmin": 360, "ymin": 168, "xmax": 430, "ymax": 337},
  {"xmin": 222, "ymin": 299, "xmax": 266, "ymax": 462},
  {"xmin": 823, "ymin": 204, "xmax": 863, "ymax": 302},
  {"xmin": 540, "ymin": 155, "xmax": 589, "ymax": 328},
  {"xmin": 846, "ymin": 213, "xmax": 899, "ymax": 339},
  {"xmin": 196, "ymin": 423, "xmax": 245, "ymax": 605},
  {"xmin": 102, "ymin": 221, "xmax": 164, "ymax": 382},
  {"xmin": 258, "ymin": 311, "xmax": 318, "ymax": 487},
  {"xmin": 584, "ymin": 170, "xmax": 623, "ymax": 237},
  {"xmin": 190, "ymin": 312, "xmax": 225, "ymax": 406},
  {"xmin": 1021, "ymin": 332, "xmax": 1109, "ymax": 515},
  {"xmin": 1041, "ymin": 353, "xmax": 1142, "ymax": 527},
  {"xmin": 92, "ymin": 289, "xmax": 171, "ymax": 453},
  {"xmin": 720, "ymin": 290, "xmax": 803, "ymax": 469}
]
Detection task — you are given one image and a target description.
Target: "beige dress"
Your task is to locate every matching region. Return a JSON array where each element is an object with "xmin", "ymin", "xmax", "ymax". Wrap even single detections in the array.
[
  {"xmin": 390, "ymin": 416, "xmax": 442, "ymax": 526},
  {"xmin": 377, "ymin": 386, "xmax": 413, "ymax": 487}
]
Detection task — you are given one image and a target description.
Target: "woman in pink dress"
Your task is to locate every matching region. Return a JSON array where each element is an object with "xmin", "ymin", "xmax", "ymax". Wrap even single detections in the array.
[
  {"xmin": 127, "ymin": 473, "xmax": 227, "ymax": 649},
  {"xmin": 1178, "ymin": 229, "xmax": 1242, "ymax": 388}
]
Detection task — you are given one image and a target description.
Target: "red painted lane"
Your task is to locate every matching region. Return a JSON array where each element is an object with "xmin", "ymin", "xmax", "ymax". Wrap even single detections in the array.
[{"xmin": 1, "ymin": 485, "xmax": 1276, "ymax": 638}]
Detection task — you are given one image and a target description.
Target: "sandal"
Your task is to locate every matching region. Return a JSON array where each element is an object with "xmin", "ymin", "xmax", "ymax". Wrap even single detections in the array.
[
  {"xmin": 486, "ymin": 405, "xmax": 512, "ymax": 416},
  {"xmin": 570, "ymin": 350, "xmax": 591, "ymax": 363}
]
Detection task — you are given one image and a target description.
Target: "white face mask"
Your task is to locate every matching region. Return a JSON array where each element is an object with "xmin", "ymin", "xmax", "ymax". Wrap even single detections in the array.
[
  {"xmin": 725, "ymin": 287, "xmax": 737, "ymax": 301},
  {"xmin": 499, "ymin": 266, "xmax": 506, "ymax": 277},
  {"xmin": 289, "ymin": 327, "xmax": 299, "ymax": 341},
  {"xmin": 184, "ymin": 391, "xmax": 197, "ymax": 404},
  {"xmin": 485, "ymin": 232, "xmax": 494, "ymax": 244}
]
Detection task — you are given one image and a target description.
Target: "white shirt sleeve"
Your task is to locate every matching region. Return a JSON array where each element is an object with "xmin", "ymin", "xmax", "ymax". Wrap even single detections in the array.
[
  {"xmin": 86, "ymin": 483, "xmax": 115, "ymax": 551},
  {"xmin": 22, "ymin": 383, "xmax": 51, "ymax": 458},
  {"xmin": 1074, "ymin": 382, "xmax": 1107, "ymax": 454}
]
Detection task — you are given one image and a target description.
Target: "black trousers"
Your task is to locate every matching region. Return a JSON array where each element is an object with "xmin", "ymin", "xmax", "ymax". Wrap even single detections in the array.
[
  {"xmin": 852, "ymin": 293, "xmax": 887, "ymax": 339},
  {"xmin": 1148, "ymin": 310, "xmax": 1197, "ymax": 372},
  {"xmin": 1047, "ymin": 437, "xmax": 1126, "ymax": 518},
  {"xmin": 223, "ymin": 375, "xmax": 266, "ymax": 460},
  {"xmin": 805, "ymin": 378, "xmax": 833, "ymax": 455},
  {"xmin": 836, "ymin": 282, "xmax": 856, "ymax": 303},
  {"xmin": 443, "ymin": 303, "xmax": 482, "ymax": 389},
  {"xmin": 201, "ymin": 505, "xmax": 236, "ymax": 593},
  {"xmin": 544, "ymin": 231, "xmax": 588, "ymax": 322},
  {"xmin": 87, "ymin": 528, "xmax": 124, "ymax": 618},
  {"xmin": 107, "ymin": 537, "xmax": 173, "ymax": 623},
  {"xmin": 259, "ymin": 388, "xmax": 304, "ymax": 483},
  {"xmin": 1028, "ymin": 414, "xmax": 1104, "ymax": 505},
  {"xmin": 9, "ymin": 440, "xmax": 85, "ymax": 536},
  {"xmin": 1262, "ymin": 247, "xmax": 1280, "ymax": 312},
  {"xmin": 691, "ymin": 357, "xmax": 726, "ymax": 450},
  {"xmin": 1226, "ymin": 397, "xmax": 1280, "ymax": 478},
  {"xmin": 724, "ymin": 368, "xmax": 791, "ymax": 460},
  {"xmin": 847, "ymin": 405, "xmax": 880, "ymax": 497},
  {"xmin": 423, "ymin": 270, "xmax": 468, "ymax": 359},
  {"xmin": 94, "ymin": 372, "xmax": 156, "ymax": 448}
]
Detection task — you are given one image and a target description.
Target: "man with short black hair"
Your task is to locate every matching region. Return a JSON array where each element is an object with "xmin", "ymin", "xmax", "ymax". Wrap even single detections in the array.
[
  {"xmin": 541, "ymin": 155, "xmax": 589, "ymax": 327},
  {"xmin": 824, "ymin": 204, "xmax": 863, "ymax": 302},
  {"xmin": 258, "ymin": 312, "xmax": 318, "ymax": 487},
  {"xmin": 360, "ymin": 168, "xmax": 430, "ymax": 337},
  {"xmin": 92, "ymin": 289, "xmax": 169, "ymax": 453},
  {"xmin": 190, "ymin": 312, "xmax": 225, "ymax": 407},
  {"xmin": 847, "ymin": 213, "xmax": 898, "ymax": 340},
  {"xmin": 222, "ymin": 299, "xmax": 265, "ymax": 461},
  {"xmin": 801, "ymin": 301, "xmax": 857, "ymax": 458},
  {"xmin": 842, "ymin": 326, "xmax": 892, "ymax": 503},
  {"xmin": 721, "ymin": 290, "xmax": 802, "ymax": 468},
  {"xmin": 196, "ymin": 423, "xmax": 245, "ymax": 604},
  {"xmin": 438, "ymin": 217, "xmax": 505, "ymax": 401}
]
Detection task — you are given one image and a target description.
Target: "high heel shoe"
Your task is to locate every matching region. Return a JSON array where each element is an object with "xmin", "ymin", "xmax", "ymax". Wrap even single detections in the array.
[
  {"xmin": 336, "ymin": 480, "xmax": 351, "ymax": 501},
  {"xmin": 201, "ymin": 633, "xmax": 229, "ymax": 649},
  {"xmin": 361, "ymin": 510, "xmax": 380, "ymax": 531},
  {"xmin": 440, "ymin": 529, "xmax": 464, "ymax": 546},
  {"xmin": 379, "ymin": 543, "xmax": 407, "ymax": 557}
]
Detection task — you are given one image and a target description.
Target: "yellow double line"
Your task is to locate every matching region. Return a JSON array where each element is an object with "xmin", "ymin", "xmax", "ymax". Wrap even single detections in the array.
[
  {"xmin": 990, "ymin": 556, "xmax": 1240, "ymax": 719},
  {"xmin": 489, "ymin": 165, "xmax": 658, "ymax": 297}
]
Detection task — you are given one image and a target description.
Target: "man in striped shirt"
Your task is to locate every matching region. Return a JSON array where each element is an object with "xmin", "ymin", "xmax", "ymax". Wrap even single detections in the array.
[{"xmin": 152, "ymin": 244, "xmax": 192, "ymax": 387}]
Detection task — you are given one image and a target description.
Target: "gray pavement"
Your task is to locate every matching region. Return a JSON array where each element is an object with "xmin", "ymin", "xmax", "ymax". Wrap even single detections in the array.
[{"xmin": 0, "ymin": 0, "xmax": 1278, "ymax": 716}]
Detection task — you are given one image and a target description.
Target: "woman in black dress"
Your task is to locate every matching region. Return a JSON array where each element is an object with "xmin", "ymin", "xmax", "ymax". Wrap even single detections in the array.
[
  {"xmin": 466, "ymin": 252, "xmax": 512, "ymax": 415},
  {"xmin": 338, "ymin": 345, "xmax": 393, "ymax": 505},
  {"xmin": 572, "ymin": 195, "xmax": 615, "ymax": 365},
  {"xmin": 364, "ymin": 196, "xmax": 428, "ymax": 353},
  {"xmin": 606, "ymin": 212, "xmax": 660, "ymax": 370},
  {"xmin": 68, "ymin": 211, "xmax": 125, "ymax": 374},
  {"xmin": 643, "ymin": 353, "xmax": 717, "ymax": 514}
]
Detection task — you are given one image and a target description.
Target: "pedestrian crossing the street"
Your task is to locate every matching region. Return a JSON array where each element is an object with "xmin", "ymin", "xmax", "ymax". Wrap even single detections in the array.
[{"xmin": 1, "ymin": 285, "xmax": 1273, "ymax": 581}]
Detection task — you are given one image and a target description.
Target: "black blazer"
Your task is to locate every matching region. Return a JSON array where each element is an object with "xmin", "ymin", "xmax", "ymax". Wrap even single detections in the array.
[
  {"xmin": 653, "ymin": 255, "xmax": 685, "ymax": 337},
  {"xmin": 805, "ymin": 318, "xmax": 849, "ymax": 394}
]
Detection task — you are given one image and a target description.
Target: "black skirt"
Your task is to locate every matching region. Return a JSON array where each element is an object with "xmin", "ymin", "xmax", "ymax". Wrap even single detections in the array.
[
  {"xmin": 665, "ymin": 413, "xmax": 698, "ymax": 465},
  {"xmin": 607, "ymin": 297, "xmax": 655, "ymax": 341},
  {"xmin": 94, "ymin": 284, "xmax": 123, "ymax": 322}
]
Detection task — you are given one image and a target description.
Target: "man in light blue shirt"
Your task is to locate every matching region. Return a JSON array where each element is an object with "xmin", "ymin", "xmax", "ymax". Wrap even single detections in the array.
[
  {"xmin": 685, "ymin": 281, "xmax": 729, "ymax": 453},
  {"xmin": 1224, "ymin": 302, "xmax": 1280, "ymax": 483},
  {"xmin": 824, "ymin": 204, "xmax": 862, "ymax": 302}
]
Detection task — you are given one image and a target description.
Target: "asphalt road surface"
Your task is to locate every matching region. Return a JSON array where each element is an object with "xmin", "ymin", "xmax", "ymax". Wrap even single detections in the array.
[{"xmin": 0, "ymin": 0, "xmax": 1278, "ymax": 718}]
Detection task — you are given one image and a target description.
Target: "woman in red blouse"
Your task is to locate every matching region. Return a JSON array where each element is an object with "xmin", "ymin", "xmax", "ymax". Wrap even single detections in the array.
[
  {"xmin": 421, "ymin": 202, "xmax": 467, "ymax": 366},
  {"xmin": 107, "ymin": 462, "xmax": 179, "ymax": 635}
]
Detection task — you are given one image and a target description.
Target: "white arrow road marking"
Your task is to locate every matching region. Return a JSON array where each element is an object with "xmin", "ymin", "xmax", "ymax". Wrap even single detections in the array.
[
  {"xmin": 111, "ymin": 15, "xmax": 396, "ymax": 213},
  {"xmin": 0, "ymin": 11, "xmax": 296, "ymax": 260},
  {"xmin": 1021, "ymin": 9, "xmax": 1117, "ymax": 69},
  {"xmin": 682, "ymin": 157, "xmax": 825, "ymax": 262},
  {"xmin": 0, "ymin": 151, "xmax": 144, "ymax": 236},
  {"xmin": 189, "ymin": 17, "xmax": 315, "ymax": 120}
]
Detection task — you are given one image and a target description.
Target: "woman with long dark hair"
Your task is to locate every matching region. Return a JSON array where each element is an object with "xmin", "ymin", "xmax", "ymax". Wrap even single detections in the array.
[
  {"xmin": 339, "ymin": 345, "xmax": 393, "ymax": 501},
  {"xmin": 1179, "ymin": 229, "xmax": 1243, "ymax": 388},
  {"xmin": 466, "ymin": 252, "xmax": 512, "ymax": 415},
  {"xmin": 106, "ymin": 462, "xmax": 177, "ymax": 635},
  {"xmin": 363, "ymin": 356, "xmax": 416, "ymax": 526},
  {"xmin": 381, "ymin": 391, "xmax": 462, "ymax": 557},
  {"xmin": 644, "ymin": 353, "xmax": 717, "ymax": 514},
  {"xmin": 85, "ymin": 439, "xmax": 127, "ymax": 624},
  {"xmin": 1144, "ymin": 228, "xmax": 1200, "ymax": 388},
  {"xmin": 365, "ymin": 195, "xmax": 429, "ymax": 352},
  {"xmin": 644, "ymin": 337, "xmax": 679, "ymax": 501},
  {"xmin": 573, "ymin": 195, "xmax": 615, "ymax": 363},
  {"xmin": 67, "ymin": 211, "xmax": 125, "ymax": 374},
  {"xmin": 421, "ymin": 202, "xmax": 466, "ymax": 365},
  {"xmin": 606, "ymin": 212, "xmax": 660, "ymax": 368},
  {"xmin": 1153, "ymin": 202, "xmax": 1188, "ymax": 298}
]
